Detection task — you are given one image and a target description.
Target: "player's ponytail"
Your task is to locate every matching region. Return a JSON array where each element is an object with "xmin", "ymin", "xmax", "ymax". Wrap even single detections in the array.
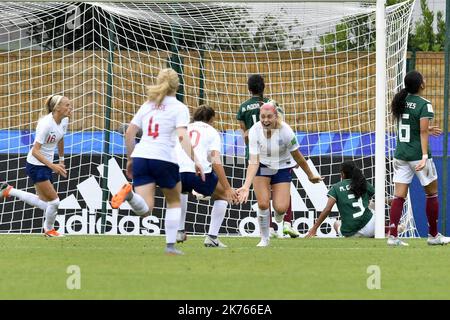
[
  {"xmin": 147, "ymin": 68, "xmax": 179, "ymax": 106},
  {"xmin": 41, "ymin": 94, "xmax": 64, "ymax": 118},
  {"xmin": 391, "ymin": 70, "xmax": 424, "ymax": 121},
  {"xmin": 341, "ymin": 161, "xmax": 367, "ymax": 199}
]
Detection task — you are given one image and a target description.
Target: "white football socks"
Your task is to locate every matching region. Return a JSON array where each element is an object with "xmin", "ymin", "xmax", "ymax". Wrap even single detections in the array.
[
  {"xmin": 179, "ymin": 193, "xmax": 188, "ymax": 231},
  {"xmin": 8, "ymin": 188, "xmax": 48, "ymax": 211},
  {"xmin": 257, "ymin": 207, "xmax": 270, "ymax": 240},
  {"xmin": 44, "ymin": 198, "xmax": 60, "ymax": 231},
  {"xmin": 165, "ymin": 207, "xmax": 181, "ymax": 244},
  {"xmin": 128, "ymin": 192, "xmax": 150, "ymax": 216},
  {"xmin": 208, "ymin": 200, "xmax": 228, "ymax": 237}
]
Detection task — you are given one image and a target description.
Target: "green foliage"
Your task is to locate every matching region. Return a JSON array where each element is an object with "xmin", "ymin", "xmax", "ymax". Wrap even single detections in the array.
[
  {"xmin": 319, "ymin": 15, "xmax": 376, "ymax": 52},
  {"xmin": 28, "ymin": 4, "xmax": 304, "ymax": 52},
  {"xmin": 205, "ymin": 8, "xmax": 304, "ymax": 51},
  {"xmin": 409, "ymin": 0, "xmax": 446, "ymax": 52},
  {"xmin": 317, "ymin": 0, "xmax": 406, "ymax": 52},
  {"xmin": 318, "ymin": 0, "xmax": 446, "ymax": 53}
]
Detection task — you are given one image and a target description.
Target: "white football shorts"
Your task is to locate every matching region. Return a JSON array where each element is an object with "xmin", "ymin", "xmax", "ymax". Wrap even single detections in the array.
[
  {"xmin": 335, "ymin": 210, "xmax": 375, "ymax": 238},
  {"xmin": 392, "ymin": 158, "xmax": 438, "ymax": 186}
]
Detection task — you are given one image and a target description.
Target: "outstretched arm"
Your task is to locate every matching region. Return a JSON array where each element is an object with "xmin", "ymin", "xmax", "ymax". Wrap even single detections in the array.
[
  {"xmin": 237, "ymin": 153, "xmax": 259, "ymax": 203},
  {"xmin": 211, "ymin": 150, "xmax": 237, "ymax": 203},
  {"xmin": 305, "ymin": 197, "xmax": 336, "ymax": 238},
  {"xmin": 291, "ymin": 149, "xmax": 322, "ymax": 183}
]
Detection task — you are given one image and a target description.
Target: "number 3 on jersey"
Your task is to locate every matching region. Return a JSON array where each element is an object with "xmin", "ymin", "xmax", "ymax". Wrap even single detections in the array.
[
  {"xmin": 147, "ymin": 117, "xmax": 159, "ymax": 139},
  {"xmin": 348, "ymin": 194, "xmax": 364, "ymax": 218}
]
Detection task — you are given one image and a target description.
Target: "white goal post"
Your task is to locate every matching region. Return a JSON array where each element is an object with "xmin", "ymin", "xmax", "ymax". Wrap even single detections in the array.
[{"xmin": 0, "ymin": 0, "xmax": 417, "ymax": 237}]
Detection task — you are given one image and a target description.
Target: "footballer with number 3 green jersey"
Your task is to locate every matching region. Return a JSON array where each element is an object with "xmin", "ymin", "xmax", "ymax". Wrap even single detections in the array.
[
  {"xmin": 388, "ymin": 70, "xmax": 449, "ymax": 246},
  {"xmin": 305, "ymin": 161, "xmax": 376, "ymax": 238}
]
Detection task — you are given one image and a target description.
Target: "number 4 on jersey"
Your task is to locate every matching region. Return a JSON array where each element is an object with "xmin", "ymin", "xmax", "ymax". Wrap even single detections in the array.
[{"xmin": 148, "ymin": 116, "xmax": 159, "ymax": 139}]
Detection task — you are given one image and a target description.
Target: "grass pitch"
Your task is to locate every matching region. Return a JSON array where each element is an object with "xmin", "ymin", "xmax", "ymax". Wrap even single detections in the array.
[{"xmin": 1, "ymin": 235, "xmax": 450, "ymax": 299}]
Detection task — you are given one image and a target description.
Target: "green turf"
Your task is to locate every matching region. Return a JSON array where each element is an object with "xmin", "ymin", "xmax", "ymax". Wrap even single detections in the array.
[{"xmin": 1, "ymin": 235, "xmax": 450, "ymax": 299}]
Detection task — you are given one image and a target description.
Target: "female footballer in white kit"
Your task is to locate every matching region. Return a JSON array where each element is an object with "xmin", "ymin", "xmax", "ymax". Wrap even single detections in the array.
[
  {"xmin": 111, "ymin": 68, "xmax": 204, "ymax": 255},
  {"xmin": 1, "ymin": 95, "xmax": 72, "ymax": 237},
  {"xmin": 175, "ymin": 105, "xmax": 238, "ymax": 248},
  {"xmin": 237, "ymin": 102, "xmax": 322, "ymax": 247}
]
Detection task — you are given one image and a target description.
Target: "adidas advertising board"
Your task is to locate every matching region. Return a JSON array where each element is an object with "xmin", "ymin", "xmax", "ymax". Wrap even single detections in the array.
[{"xmin": 2, "ymin": 155, "xmax": 376, "ymax": 237}]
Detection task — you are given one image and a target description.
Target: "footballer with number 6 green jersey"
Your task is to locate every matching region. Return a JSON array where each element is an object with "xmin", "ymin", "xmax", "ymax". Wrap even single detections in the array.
[
  {"xmin": 388, "ymin": 70, "xmax": 449, "ymax": 247},
  {"xmin": 305, "ymin": 161, "xmax": 376, "ymax": 238}
]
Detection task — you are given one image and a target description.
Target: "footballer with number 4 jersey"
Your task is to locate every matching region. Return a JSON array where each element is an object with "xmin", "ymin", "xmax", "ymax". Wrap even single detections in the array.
[
  {"xmin": 388, "ymin": 70, "xmax": 449, "ymax": 246},
  {"xmin": 111, "ymin": 68, "xmax": 205, "ymax": 256},
  {"xmin": 305, "ymin": 161, "xmax": 376, "ymax": 239},
  {"xmin": 176, "ymin": 105, "xmax": 238, "ymax": 248},
  {"xmin": 237, "ymin": 102, "xmax": 322, "ymax": 247},
  {"xmin": 1, "ymin": 95, "xmax": 72, "ymax": 238}
]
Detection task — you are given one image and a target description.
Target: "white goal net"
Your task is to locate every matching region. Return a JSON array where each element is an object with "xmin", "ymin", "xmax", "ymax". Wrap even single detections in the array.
[{"xmin": 0, "ymin": 1, "xmax": 417, "ymax": 237}]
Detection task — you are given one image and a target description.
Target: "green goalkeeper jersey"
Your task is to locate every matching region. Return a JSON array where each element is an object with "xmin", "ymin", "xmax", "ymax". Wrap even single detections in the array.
[
  {"xmin": 328, "ymin": 179, "xmax": 375, "ymax": 237},
  {"xmin": 236, "ymin": 96, "xmax": 284, "ymax": 159},
  {"xmin": 394, "ymin": 94, "xmax": 434, "ymax": 161}
]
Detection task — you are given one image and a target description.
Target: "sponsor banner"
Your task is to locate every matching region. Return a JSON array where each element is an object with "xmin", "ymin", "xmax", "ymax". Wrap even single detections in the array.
[
  {"xmin": 0, "ymin": 154, "xmax": 381, "ymax": 237},
  {"xmin": 1, "ymin": 130, "xmax": 446, "ymax": 156}
]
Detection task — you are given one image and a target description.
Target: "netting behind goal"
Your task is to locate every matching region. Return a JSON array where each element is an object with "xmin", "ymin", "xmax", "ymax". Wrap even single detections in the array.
[{"xmin": 0, "ymin": 1, "xmax": 417, "ymax": 237}]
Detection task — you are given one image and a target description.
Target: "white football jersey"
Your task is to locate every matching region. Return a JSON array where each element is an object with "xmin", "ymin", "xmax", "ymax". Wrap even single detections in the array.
[
  {"xmin": 130, "ymin": 96, "xmax": 190, "ymax": 164},
  {"xmin": 248, "ymin": 121, "xmax": 299, "ymax": 169},
  {"xmin": 176, "ymin": 121, "xmax": 222, "ymax": 174},
  {"xmin": 27, "ymin": 113, "xmax": 69, "ymax": 166}
]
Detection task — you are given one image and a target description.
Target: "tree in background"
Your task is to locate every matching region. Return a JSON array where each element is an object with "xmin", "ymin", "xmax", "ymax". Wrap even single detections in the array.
[
  {"xmin": 318, "ymin": 0, "xmax": 404, "ymax": 52},
  {"xmin": 26, "ymin": 3, "xmax": 304, "ymax": 52},
  {"xmin": 319, "ymin": 0, "xmax": 446, "ymax": 53},
  {"xmin": 204, "ymin": 7, "xmax": 305, "ymax": 51},
  {"xmin": 409, "ymin": 0, "xmax": 446, "ymax": 52}
]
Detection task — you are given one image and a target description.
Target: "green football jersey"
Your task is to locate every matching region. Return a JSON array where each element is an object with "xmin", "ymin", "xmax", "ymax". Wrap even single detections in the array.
[
  {"xmin": 237, "ymin": 96, "xmax": 285, "ymax": 159},
  {"xmin": 236, "ymin": 96, "xmax": 270, "ymax": 130},
  {"xmin": 327, "ymin": 179, "xmax": 375, "ymax": 237},
  {"xmin": 394, "ymin": 94, "xmax": 434, "ymax": 161}
]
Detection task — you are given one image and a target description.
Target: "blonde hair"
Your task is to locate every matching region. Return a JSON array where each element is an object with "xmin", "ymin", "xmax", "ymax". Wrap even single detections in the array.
[
  {"xmin": 146, "ymin": 68, "xmax": 179, "ymax": 106},
  {"xmin": 41, "ymin": 94, "xmax": 64, "ymax": 117},
  {"xmin": 261, "ymin": 100, "xmax": 283, "ymax": 129}
]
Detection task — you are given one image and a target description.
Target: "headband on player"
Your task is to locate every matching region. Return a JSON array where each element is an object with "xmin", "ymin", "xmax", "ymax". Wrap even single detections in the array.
[{"xmin": 50, "ymin": 95, "xmax": 64, "ymax": 109}]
